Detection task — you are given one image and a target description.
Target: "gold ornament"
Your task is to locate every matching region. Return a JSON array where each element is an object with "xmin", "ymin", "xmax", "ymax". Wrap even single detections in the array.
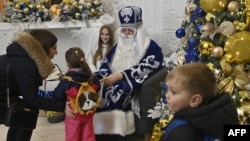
[
  {"xmin": 90, "ymin": 8, "xmax": 96, "ymax": 16},
  {"xmin": 214, "ymin": 69, "xmax": 225, "ymax": 80},
  {"xmin": 227, "ymin": 1, "xmax": 239, "ymax": 12},
  {"xmin": 218, "ymin": 62, "xmax": 250, "ymax": 94},
  {"xmin": 36, "ymin": 4, "xmax": 41, "ymax": 9},
  {"xmin": 63, "ymin": 0, "xmax": 75, "ymax": 3},
  {"xmin": 86, "ymin": 2, "xmax": 92, "ymax": 8},
  {"xmin": 29, "ymin": 4, "xmax": 34, "ymax": 9},
  {"xmin": 78, "ymin": 5, "xmax": 83, "ymax": 10},
  {"xmin": 93, "ymin": 0, "xmax": 100, "ymax": 5},
  {"xmin": 221, "ymin": 54, "xmax": 233, "ymax": 63},
  {"xmin": 23, "ymin": 7, "xmax": 29, "ymax": 13},
  {"xmin": 224, "ymin": 31, "xmax": 250, "ymax": 63},
  {"xmin": 50, "ymin": 5, "xmax": 58, "ymax": 16},
  {"xmin": 220, "ymin": 61, "xmax": 233, "ymax": 76},
  {"xmin": 199, "ymin": 41, "xmax": 214, "ymax": 55},
  {"xmin": 15, "ymin": 4, "xmax": 20, "ymax": 9},
  {"xmin": 211, "ymin": 46, "xmax": 224, "ymax": 58},
  {"xmin": 200, "ymin": 0, "xmax": 228, "ymax": 13},
  {"xmin": 16, "ymin": 0, "xmax": 29, "ymax": 2},
  {"xmin": 151, "ymin": 115, "xmax": 173, "ymax": 141},
  {"xmin": 237, "ymin": 102, "xmax": 250, "ymax": 125},
  {"xmin": 220, "ymin": 21, "xmax": 235, "ymax": 36},
  {"xmin": 233, "ymin": 21, "xmax": 246, "ymax": 31}
]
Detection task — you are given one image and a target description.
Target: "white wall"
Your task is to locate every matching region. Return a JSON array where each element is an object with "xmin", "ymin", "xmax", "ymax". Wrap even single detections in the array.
[{"xmin": 0, "ymin": 0, "xmax": 187, "ymax": 71}]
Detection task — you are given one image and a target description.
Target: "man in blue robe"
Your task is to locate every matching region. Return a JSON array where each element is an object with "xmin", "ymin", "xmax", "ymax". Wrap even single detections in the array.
[{"xmin": 94, "ymin": 5, "xmax": 165, "ymax": 140}]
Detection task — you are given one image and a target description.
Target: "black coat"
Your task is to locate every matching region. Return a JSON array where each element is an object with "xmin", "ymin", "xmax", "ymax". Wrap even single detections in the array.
[
  {"xmin": 161, "ymin": 93, "xmax": 239, "ymax": 141},
  {"xmin": 0, "ymin": 32, "xmax": 65, "ymax": 112},
  {"xmin": 52, "ymin": 69, "xmax": 101, "ymax": 101}
]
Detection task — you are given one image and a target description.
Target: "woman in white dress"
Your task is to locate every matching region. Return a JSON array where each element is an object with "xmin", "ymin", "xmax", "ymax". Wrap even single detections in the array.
[{"xmin": 87, "ymin": 25, "xmax": 114, "ymax": 72}]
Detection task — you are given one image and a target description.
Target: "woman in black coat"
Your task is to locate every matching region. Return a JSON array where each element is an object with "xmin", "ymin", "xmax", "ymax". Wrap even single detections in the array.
[{"xmin": 3, "ymin": 29, "xmax": 66, "ymax": 141}]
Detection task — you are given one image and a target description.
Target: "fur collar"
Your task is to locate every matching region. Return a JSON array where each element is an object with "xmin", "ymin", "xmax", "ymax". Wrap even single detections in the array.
[{"xmin": 11, "ymin": 32, "xmax": 54, "ymax": 78}]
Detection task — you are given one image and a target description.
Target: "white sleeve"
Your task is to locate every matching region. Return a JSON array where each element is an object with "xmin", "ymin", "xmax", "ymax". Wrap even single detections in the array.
[{"xmin": 86, "ymin": 47, "xmax": 98, "ymax": 73}]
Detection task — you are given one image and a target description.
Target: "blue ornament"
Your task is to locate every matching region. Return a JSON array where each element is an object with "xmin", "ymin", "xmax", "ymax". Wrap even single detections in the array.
[
  {"xmin": 36, "ymin": 11, "xmax": 44, "ymax": 18},
  {"xmin": 175, "ymin": 28, "xmax": 186, "ymax": 38},
  {"xmin": 187, "ymin": 37, "xmax": 198, "ymax": 47},
  {"xmin": 160, "ymin": 82, "xmax": 168, "ymax": 104},
  {"xmin": 196, "ymin": 7, "xmax": 206, "ymax": 17},
  {"xmin": 190, "ymin": 12, "xmax": 198, "ymax": 22},
  {"xmin": 20, "ymin": 3, "xmax": 27, "ymax": 9},
  {"xmin": 196, "ymin": 24, "xmax": 202, "ymax": 33},
  {"xmin": 185, "ymin": 47, "xmax": 199, "ymax": 63}
]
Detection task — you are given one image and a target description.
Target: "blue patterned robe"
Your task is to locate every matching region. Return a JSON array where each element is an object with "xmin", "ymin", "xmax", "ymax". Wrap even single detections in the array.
[{"xmin": 93, "ymin": 39, "xmax": 164, "ymax": 136}]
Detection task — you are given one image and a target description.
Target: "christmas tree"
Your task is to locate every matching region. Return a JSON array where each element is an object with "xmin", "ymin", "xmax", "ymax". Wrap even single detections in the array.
[
  {"xmin": 151, "ymin": 0, "xmax": 250, "ymax": 140},
  {"xmin": 175, "ymin": 0, "xmax": 250, "ymax": 124}
]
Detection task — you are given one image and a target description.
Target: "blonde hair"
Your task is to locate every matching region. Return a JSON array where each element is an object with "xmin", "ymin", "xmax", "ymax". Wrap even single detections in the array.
[
  {"xmin": 93, "ymin": 25, "xmax": 114, "ymax": 66},
  {"xmin": 166, "ymin": 62, "xmax": 217, "ymax": 104}
]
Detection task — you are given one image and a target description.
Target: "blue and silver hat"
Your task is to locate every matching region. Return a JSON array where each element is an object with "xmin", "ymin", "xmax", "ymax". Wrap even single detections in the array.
[{"xmin": 118, "ymin": 6, "xmax": 142, "ymax": 28}]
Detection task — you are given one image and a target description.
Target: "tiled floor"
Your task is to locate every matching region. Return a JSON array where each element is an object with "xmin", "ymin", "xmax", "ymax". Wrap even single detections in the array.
[
  {"xmin": 0, "ymin": 116, "xmax": 144, "ymax": 141},
  {"xmin": 0, "ymin": 117, "xmax": 66, "ymax": 141}
]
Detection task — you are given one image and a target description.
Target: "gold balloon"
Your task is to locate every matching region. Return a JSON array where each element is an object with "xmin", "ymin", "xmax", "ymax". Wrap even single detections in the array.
[
  {"xmin": 224, "ymin": 31, "xmax": 250, "ymax": 63},
  {"xmin": 211, "ymin": 46, "xmax": 224, "ymax": 58},
  {"xmin": 227, "ymin": 1, "xmax": 239, "ymax": 12},
  {"xmin": 200, "ymin": 0, "xmax": 228, "ymax": 13}
]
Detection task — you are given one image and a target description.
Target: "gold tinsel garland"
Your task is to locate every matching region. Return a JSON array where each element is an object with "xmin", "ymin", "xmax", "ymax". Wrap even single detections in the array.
[{"xmin": 2, "ymin": 0, "xmax": 105, "ymax": 23}]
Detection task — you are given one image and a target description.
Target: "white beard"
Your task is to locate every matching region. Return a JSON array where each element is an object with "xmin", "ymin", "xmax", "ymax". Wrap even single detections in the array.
[{"xmin": 110, "ymin": 34, "xmax": 139, "ymax": 73}]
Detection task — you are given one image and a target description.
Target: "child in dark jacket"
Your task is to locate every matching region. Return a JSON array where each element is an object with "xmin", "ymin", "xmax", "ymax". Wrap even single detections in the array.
[
  {"xmin": 52, "ymin": 47, "xmax": 100, "ymax": 141},
  {"xmin": 161, "ymin": 62, "xmax": 239, "ymax": 141}
]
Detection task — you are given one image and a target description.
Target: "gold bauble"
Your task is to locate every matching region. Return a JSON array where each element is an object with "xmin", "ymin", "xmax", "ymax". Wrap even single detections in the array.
[
  {"xmin": 79, "ymin": 5, "xmax": 83, "ymax": 10},
  {"xmin": 93, "ymin": 0, "xmax": 100, "ymax": 5},
  {"xmin": 224, "ymin": 31, "xmax": 250, "ymax": 63},
  {"xmin": 199, "ymin": 41, "xmax": 214, "ymax": 55},
  {"xmin": 29, "ymin": 4, "xmax": 34, "ymax": 9},
  {"xmin": 36, "ymin": 4, "xmax": 41, "ymax": 9},
  {"xmin": 15, "ymin": 4, "xmax": 20, "ymax": 9},
  {"xmin": 23, "ymin": 7, "xmax": 29, "ymax": 13},
  {"xmin": 221, "ymin": 54, "xmax": 233, "ymax": 63},
  {"xmin": 211, "ymin": 46, "xmax": 224, "ymax": 58},
  {"xmin": 227, "ymin": 1, "xmax": 239, "ymax": 12},
  {"xmin": 200, "ymin": 0, "xmax": 228, "ymax": 13},
  {"xmin": 86, "ymin": 2, "xmax": 92, "ymax": 7},
  {"xmin": 50, "ymin": 5, "xmax": 58, "ymax": 16}
]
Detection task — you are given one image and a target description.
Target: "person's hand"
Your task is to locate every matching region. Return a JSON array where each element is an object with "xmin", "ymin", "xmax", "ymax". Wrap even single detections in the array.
[
  {"xmin": 65, "ymin": 102, "xmax": 75, "ymax": 119},
  {"xmin": 101, "ymin": 72, "xmax": 123, "ymax": 86}
]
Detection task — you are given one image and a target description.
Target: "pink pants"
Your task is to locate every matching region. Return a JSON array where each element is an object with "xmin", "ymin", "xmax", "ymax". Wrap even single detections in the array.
[{"xmin": 65, "ymin": 113, "xmax": 95, "ymax": 141}]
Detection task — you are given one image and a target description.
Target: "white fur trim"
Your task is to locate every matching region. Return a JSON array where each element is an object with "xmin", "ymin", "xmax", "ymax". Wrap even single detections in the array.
[
  {"xmin": 136, "ymin": 24, "xmax": 150, "ymax": 59},
  {"xmin": 93, "ymin": 110, "xmax": 135, "ymax": 136}
]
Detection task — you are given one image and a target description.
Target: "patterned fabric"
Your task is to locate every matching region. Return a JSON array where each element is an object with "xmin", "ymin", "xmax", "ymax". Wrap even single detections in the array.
[
  {"xmin": 119, "ymin": 6, "xmax": 142, "ymax": 28},
  {"xmin": 94, "ymin": 39, "xmax": 164, "ymax": 136}
]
